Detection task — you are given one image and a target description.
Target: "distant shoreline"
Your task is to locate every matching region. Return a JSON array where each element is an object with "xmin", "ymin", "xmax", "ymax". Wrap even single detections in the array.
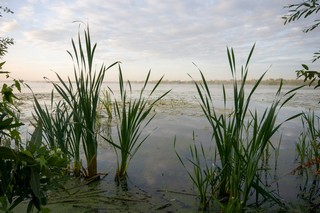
[{"xmin": 0, "ymin": 78, "xmax": 309, "ymax": 86}]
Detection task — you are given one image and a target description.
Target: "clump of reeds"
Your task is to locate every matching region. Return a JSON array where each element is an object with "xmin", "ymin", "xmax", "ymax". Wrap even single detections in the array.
[
  {"xmin": 32, "ymin": 90, "xmax": 71, "ymax": 155},
  {"xmin": 174, "ymin": 137, "xmax": 218, "ymax": 210},
  {"xmin": 181, "ymin": 44, "xmax": 302, "ymax": 211},
  {"xmin": 44, "ymin": 24, "xmax": 118, "ymax": 178},
  {"xmin": 294, "ymin": 111, "xmax": 320, "ymax": 174},
  {"xmin": 105, "ymin": 65, "xmax": 170, "ymax": 183}
]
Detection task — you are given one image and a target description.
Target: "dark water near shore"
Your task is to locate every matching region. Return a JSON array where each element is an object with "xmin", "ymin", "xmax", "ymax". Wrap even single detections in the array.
[{"xmin": 14, "ymin": 81, "xmax": 320, "ymax": 211}]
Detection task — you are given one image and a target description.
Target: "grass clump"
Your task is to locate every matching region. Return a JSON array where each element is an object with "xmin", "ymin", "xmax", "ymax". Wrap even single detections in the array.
[
  {"xmin": 295, "ymin": 110, "xmax": 320, "ymax": 174},
  {"xmin": 106, "ymin": 66, "xmax": 170, "ymax": 183},
  {"xmin": 32, "ymin": 91, "xmax": 72, "ymax": 155},
  {"xmin": 175, "ymin": 137, "xmax": 217, "ymax": 210},
  {"xmin": 44, "ymin": 24, "xmax": 118, "ymax": 178},
  {"xmin": 179, "ymin": 44, "xmax": 302, "ymax": 211}
]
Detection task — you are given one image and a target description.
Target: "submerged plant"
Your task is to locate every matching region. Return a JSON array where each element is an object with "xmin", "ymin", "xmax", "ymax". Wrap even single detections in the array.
[
  {"xmin": 106, "ymin": 65, "xmax": 170, "ymax": 182},
  {"xmin": 47, "ymin": 24, "xmax": 118, "ymax": 178},
  {"xmin": 187, "ymin": 44, "xmax": 302, "ymax": 211}
]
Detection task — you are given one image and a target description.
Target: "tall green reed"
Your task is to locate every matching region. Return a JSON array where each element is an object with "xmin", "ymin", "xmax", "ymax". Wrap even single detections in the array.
[
  {"xmin": 46, "ymin": 24, "xmax": 118, "ymax": 177},
  {"xmin": 188, "ymin": 44, "xmax": 302, "ymax": 211},
  {"xmin": 105, "ymin": 65, "xmax": 170, "ymax": 182}
]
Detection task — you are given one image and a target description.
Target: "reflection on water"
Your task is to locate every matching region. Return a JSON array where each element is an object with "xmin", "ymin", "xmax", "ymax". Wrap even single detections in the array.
[{"xmin": 15, "ymin": 82, "xmax": 320, "ymax": 210}]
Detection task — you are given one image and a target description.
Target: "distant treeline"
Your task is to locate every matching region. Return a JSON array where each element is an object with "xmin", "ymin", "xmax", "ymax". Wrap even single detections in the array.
[
  {"xmin": 1, "ymin": 78, "xmax": 311, "ymax": 86},
  {"xmin": 143, "ymin": 78, "xmax": 309, "ymax": 86}
]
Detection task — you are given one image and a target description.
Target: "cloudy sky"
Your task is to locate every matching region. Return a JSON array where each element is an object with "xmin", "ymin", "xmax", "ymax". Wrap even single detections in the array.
[{"xmin": 0, "ymin": 0, "xmax": 318, "ymax": 81}]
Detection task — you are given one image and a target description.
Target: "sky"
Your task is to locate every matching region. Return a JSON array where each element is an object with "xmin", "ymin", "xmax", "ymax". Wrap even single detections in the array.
[{"xmin": 0, "ymin": 0, "xmax": 319, "ymax": 82}]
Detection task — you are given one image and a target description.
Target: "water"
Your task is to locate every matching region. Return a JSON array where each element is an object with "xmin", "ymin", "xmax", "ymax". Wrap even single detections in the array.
[{"xmin": 13, "ymin": 81, "xmax": 320, "ymax": 211}]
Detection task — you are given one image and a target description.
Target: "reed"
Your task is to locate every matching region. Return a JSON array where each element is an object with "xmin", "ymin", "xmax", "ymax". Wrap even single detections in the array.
[
  {"xmin": 174, "ymin": 137, "xmax": 218, "ymax": 210},
  {"xmin": 101, "ymin": 89, "xmax": 113, "ymax": 119},
  {"xmin": 105, "ymin": 65, "xmax": 170, "ymax": 182},
  {"xmin": 189, "ymin": 44, "xmax": 302, "ymax": 210},
  {"xmin": 32, "ymin": 91, "xmax": 71, "ymax": 155},
  {"xmin": 47, "ymin": 24, "xmax": 118, "ymax": 177},
  {"xmin": 296, "ymin": 111, "xmax": 320, "ymax": 173}
]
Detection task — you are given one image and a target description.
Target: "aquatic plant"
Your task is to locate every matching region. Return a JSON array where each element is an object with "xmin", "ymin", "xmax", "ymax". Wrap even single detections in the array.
[
  {"xmin": 187, "ymin": 44, "xmax": 302, "ymax": 211},
  {"xmin": 175, "ymin": 137, "xmax": 217, "ymax": 209},
  {"xmin": 105, "ymin": 65, "xmax": 170, "ymax": 182},
  {"xmin": 47, "ymin": 24, "xmax": 118, "ymax": 178},
  {"xmin": 0, "ymin": 72, "xmax": 69, "ymax": 212},
  {"xmin": 32, "ymin": 91, "xmax": 72, "ymax": 155},
  {"xmin": 295, "ymin": 110, "xmax": 320, "ymax": 174},
  {"xmin": 101, "ymin": 89, "xmax": 113, "ymax": 119}
]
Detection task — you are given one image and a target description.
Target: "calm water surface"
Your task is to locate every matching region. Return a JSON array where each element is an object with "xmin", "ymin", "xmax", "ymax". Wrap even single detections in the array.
[{"xmin": 15, "ymin": 81, "xmax": 320, "ymax": 211}]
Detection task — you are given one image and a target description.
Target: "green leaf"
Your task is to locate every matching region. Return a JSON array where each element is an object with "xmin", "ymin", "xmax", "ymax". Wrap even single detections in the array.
[
  {"xmin": 29, "ymin": 122, "xmax": 43, "ymax": 151},
  {"xmin": 0, "ymin": 61, "xmax": 6, "ymax": 67},
  {"xmin": 30, "ymin": 167, "xmax": 41, "ymax": 199},
  {"xmin": 0, "ymin": 196, "xmax": 8, "ymax": 211},
  {"xmin": 37, "ymin": 156, "xmax": 47, "ymax": 170},
  {"xmin": 0, "ymin": 147, "xmax": 17, "ymax": 160},
  {"xmin": 0, "ymin": 117, "xmax": 14, "ymax": 129},
  {"xmin": 8, "ymin": 195, "xmax": 24, "ymax": 211},
  {"xmin": 18, "ymin": 150, "xmax": 36, "ymax": 164},
  {"xmin": 14, "ymin": 79, "xmax": 21, "ymax": 92},
  {"xmin": 302, "ymin": 64, "xmax": 309, "ymax": 70}
]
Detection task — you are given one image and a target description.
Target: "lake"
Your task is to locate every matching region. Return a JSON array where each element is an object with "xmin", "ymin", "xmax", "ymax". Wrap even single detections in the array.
[{"xmin": 14, "ymin": 81, "xmax": 320, "ymax": 212}]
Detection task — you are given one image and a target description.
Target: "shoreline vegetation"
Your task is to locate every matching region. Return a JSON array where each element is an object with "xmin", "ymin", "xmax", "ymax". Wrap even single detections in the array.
[
  {"xmin": 1, "ymin": 24, "xmax": 319, "ymax": 212},
  {"xmin": 0, "ymin": 78, "xmax": 310, "ymax": 86}
]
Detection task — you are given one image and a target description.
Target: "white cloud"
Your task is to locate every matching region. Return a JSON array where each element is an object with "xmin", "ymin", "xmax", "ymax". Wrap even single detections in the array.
[
  {"xmin": 17, "ymin": 5, "xmax": 34, "ymax": 20},
  {"xmin": 0, "ymin": 19, "xmax": 18, "ymax": 33},
  {"xmin": 2, "ymin": 0, "xmax": 319, "ymax": 81}
]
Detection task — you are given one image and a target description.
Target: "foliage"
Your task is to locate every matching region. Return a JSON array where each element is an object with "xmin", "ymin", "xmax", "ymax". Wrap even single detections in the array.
[
  {"xmin": 0, "ymin": 15, "xmax": 21, "ymax": 145},
  {"xmin": 0, "ymin": 38, "xmax": 14, "ymax": 59},
  {"xmin": 105, "ymin": 66, "xmax": 170, "ymax": 182},
  {"xmin": 1, "ymin": 59, "xmax": 68, "ymax": 212},
  {"xmin": 183, "ymin": 45, "xmax": 301, "ymax": 211},
  {"xmin": 282, "ymin": 0, "xmax": 320, "ymax": 33},
  {"xmin": 0, "ymin": 66, "xmax": 23, "ymax": 148},
  {"xmin": 0, "ymin": 6, "xmax": 13, "ymax": 17},
  {"xmin": 32, "ymin": 90, "xmax": 72, "ymax": 156},
  {"xmin": 295, "ymin": 111, "xmax": 320, "ymax": 174},
  {"xmin": 175, "ymin": 138, "xmax": 217, "ymax": 210},
  {"xmin": 0, "ymin": 123, "xmax": 69, "ymax": 212},
  {"xmin": 283, "ymin": 0, "xmax": 320, "ymax": 88},
  {"xmin": 0, "ymin": 6, "xmax": 14, "ymax": 59},
  {"xmin": 46, "ymin": 24, "xmax": 118, "ymax": 177},
  {"xmin": 296, "ymin": 64, "xmax": 320, "ymax": 89},
  {"xmin": 293, "ymin": 111, "xmax": 320, "ymax": 211},
  {"xmin": 101, "ymin": 89, "xmax": 113, "ymax": 119}
]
